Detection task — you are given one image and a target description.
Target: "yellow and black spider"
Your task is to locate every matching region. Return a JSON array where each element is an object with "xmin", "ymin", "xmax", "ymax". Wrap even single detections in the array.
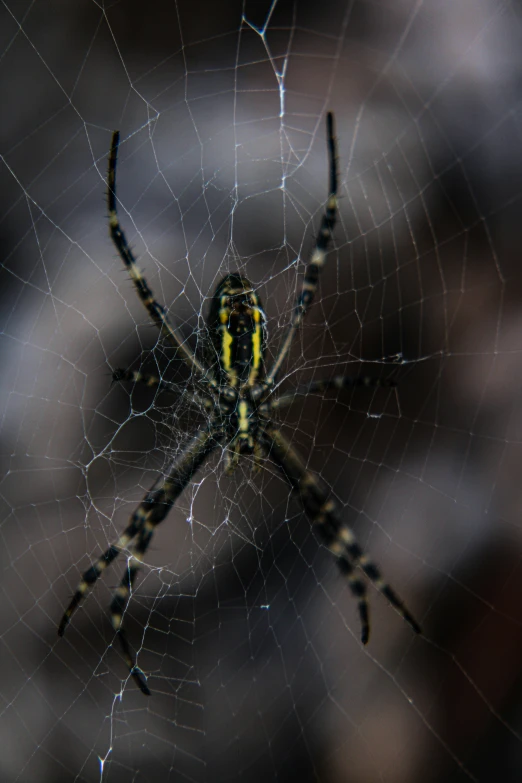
[{"xmin": 58, "ymin": 113, "xmax": 420, "ymax": 695}]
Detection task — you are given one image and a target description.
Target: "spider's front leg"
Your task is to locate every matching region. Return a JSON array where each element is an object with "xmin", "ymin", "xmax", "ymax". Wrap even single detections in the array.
[
  {"xmin": 266, "ymin": 112, "xmax": 338, "ymax": 385},
  {"xmin": 59, "ymin": 426, "xmax": 222, "ymax": 695},
  {"xmin": 262, "ymin": 425, "xmax": 420, "ymax": 643},
  {"xmin": 107, "ymin": 131, "xmax": 212, "ymax": 386}
]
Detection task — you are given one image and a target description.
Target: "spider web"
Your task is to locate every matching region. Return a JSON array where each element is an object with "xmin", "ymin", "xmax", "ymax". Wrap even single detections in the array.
[{"xmin": 1, "ymin": 0, "xmax": 522, "ymax": 780}]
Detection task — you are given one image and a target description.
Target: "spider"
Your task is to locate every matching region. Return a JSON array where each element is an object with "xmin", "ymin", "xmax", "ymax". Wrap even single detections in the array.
[{"xmin": 58, "ymin": 113, "xmax": 420, "ymax": 695}]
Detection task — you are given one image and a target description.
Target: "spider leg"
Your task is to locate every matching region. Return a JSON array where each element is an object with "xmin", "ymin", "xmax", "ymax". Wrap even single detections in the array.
[
  {"xmin": 262, "ymin": 425, "xmax": 420, "ymax": 643},
  {"xmin": 107, "ymin": 132, "xmax": 212, "ymax": 386},
  {"xmin": 269, "ymin": 374, "xmax": 397, "ymax": 411},
  {"xmin": 58, "ymin": 516, "xmax": 142, "ymax": 637},
  {"xmin": 112, "ymin": 369, "xmax": 214, "ymax": 412},
  {"xmin": 266, "ymin": 112, "xmax": 338, "ymax": 384},
  {"xmin": 112, "ymin": 368, "xmax": 165, "ymax": 389},
  {"xmin": 59, "ymin": 426, "xmax": 222, "ymax": 694}
]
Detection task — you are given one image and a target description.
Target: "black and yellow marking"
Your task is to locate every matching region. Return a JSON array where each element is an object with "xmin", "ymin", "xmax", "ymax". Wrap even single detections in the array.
[
  {"xmin": 112, "ymin": 368, "xmax": 214, "ymax": 411},
  {"xmin": 107, "ymin": 131, "xmax": 211, "ymax": 385},
  {"xmin": 113, "ymin": 368, "xmax": 163, "ymax": 389},
  {"xmin": 267, "ymin": 112, "xmax": 338, "ymax": 384},
  {"xmin": 207, "ymin": 274, "xmax": 266, "ymax": 388},
  {"xmin": 58, "ymin": 428, "xmax": 221, "ymax": 692},
  {"xmin": 205, "ymin": 274, "xmax": 267, "ymax": 472},
  {"xmin": 58, "ymin": 524, "xmax": 139, "ymax": 638},
  {"xmin": 59, "ymin": 113, "xmax": 419, "ymax": 696},
  {"xmin": 263, "ymin": 425, "xmax": 420, "ymax": 643}
]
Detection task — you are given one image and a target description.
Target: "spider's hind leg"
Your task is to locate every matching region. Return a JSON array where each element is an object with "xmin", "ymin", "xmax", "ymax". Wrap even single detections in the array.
[
  {"xmin": 110, "ymin": 541, "xmax": 152, "ymax": 696},
  {"xmin": 299, "ymin": 492, "xmax": 372, "ymax": 644},
  {"xmin": 334, "ymin": 517, "xmax": 422, "ymax": 633},
  {"xmin": 59, "ymin": 427, "xmax": 222, "ymax": 694},
  {"xmin": 103, "ymin": 426, "xmax": 221, "ymax": 693},
  {"xmin": 263, "ymin": 426, "xmax": 420, "ymax": 642},
  {"xmin": 58, "ymin": 516, "xmax": 142, "ymax": 637},
  {"xmin": 319, "ymin": 503, "xmax": 421, "ymax": 637}
]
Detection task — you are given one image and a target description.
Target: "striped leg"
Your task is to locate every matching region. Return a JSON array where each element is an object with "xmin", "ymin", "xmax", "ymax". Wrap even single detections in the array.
[
  {"xmin": 269, "ymin": 374, "xmax": 397, "ymax": 411},
  {"xmin": 107, "ymin": 132, "xmax": 211, "ymax": 385},
  {"xmin": 263, "ymin": 426, "xmax": 420, "ymax": 643},
  {"xmin": 112, "ymin": 369, "xmax": 167, "ymax": 390},
  {"xmin": 58, "ymin": 517, "xmax": 141, "ymax": 637},
  {"xmin": 108, "ymin": 521, "xmax": 162, "ymax": 694},
  {"xmin": 112, "ymin": 368, "xmax": 214, "ymax": 412},
  {"xmin": 267, "ymin": 112, "xmax": 338, "ymax": 384},
  {"xmin": 59, "ymin": 426, "xmax": 221, "ymax": 694}
]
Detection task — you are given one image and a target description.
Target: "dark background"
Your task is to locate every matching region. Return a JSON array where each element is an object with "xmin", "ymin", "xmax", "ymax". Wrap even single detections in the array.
[{"xmin": 2, "ymin": 0, "xmax": 522, "ymax": 780}]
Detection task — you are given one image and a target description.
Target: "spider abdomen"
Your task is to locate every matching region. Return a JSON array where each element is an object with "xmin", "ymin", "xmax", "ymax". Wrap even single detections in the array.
[{"xmin": 207, "ymin": 274, "xmax": 266, "ymax": 387}]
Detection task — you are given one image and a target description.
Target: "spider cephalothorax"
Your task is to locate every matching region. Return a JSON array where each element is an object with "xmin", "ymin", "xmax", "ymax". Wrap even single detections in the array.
[{"xmin": 58, "ymin": 113, "xmax": 420, "ymax": 696}]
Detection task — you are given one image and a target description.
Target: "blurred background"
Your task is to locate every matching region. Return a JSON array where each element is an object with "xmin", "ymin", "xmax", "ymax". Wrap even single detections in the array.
[{"xmin": 2, "ymin": 0, "xmax": 522, "ymax": 780}]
